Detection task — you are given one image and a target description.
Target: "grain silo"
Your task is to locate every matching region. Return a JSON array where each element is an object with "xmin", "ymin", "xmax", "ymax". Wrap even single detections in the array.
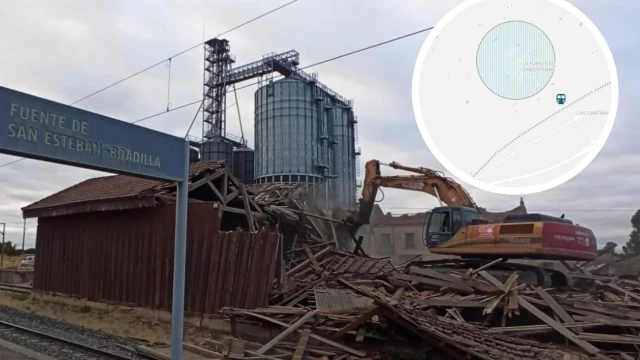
[
  {"xmin": 201, "ymin": 136, "xmax": 233, "ymax": 166},
  {"xmin": 232, "ymin": 146, "xmax": 255, "ymax": 184},
  {"xmin": 254, "ymin": 78, "xmax": 357, "ymax": 209},
  {"xmin": 329, "ymin": 102, "xmax": 357, "ymax": 209}
]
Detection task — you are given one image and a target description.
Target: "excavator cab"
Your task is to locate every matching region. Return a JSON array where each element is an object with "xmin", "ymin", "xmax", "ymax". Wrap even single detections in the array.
[{"xmin": 425, "ymin": 206, "xmax": 484, "ymax": 247}]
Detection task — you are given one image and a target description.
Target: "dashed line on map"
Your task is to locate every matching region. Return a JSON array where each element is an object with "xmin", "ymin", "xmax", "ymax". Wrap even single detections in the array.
[{"xmin": 471, "ymin": 81, "xmax": 611, "ymax": 177}]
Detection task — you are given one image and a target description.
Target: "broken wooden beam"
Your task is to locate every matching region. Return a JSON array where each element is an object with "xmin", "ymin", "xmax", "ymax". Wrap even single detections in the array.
[
  {"xmin": 517, "ymin": 296, "xmax": 600, "ymax": 354},
  {"xmin": 256, "ymin": 310, "xmax": 317, "ymax": 355},
  {"xmin": 236, "ymin": 310, "xmax": 366, "ymax": 357}
]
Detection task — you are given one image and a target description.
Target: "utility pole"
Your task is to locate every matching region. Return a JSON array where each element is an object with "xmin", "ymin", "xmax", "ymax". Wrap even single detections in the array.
[
  {"xmin": 21, "ymin": 219, "xmax": 26, "ymax": 255},
  {"xmin": 0, "ymin": 223, "xmax": 5, "ymax": 269}
]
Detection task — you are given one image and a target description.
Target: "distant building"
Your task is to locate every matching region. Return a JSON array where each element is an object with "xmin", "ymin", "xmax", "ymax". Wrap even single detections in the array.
[{"xmin": 356, "ymin": 198, "xmax": 528, "ymax": 264}]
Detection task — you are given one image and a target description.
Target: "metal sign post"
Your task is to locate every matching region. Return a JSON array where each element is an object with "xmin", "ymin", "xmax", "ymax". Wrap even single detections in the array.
[
  {"xmin": 170, "ymin": 140, "xmax": 189, "ymax": 359},
  {"xmin": 0, "ymin": 86, "xmax": 190, "ymax": 360}
]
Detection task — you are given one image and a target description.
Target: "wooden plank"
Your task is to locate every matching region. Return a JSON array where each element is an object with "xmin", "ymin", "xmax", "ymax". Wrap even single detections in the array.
[
  {"xmin": 578, "ymin": 333, "xmax": 640, "ymax": 345},
  {"xmin": 417, "ymin": 299, "xmax": 496, "ymax": 308},
  {"xmin": 331, "ymin": 306, "xmax": 378, "ymax": 339},
  {"xmin": 573, "ymin": 315, "xmax": 640, "ymax": 327},
  {"xmin": 602, "ymin": 291, "xmax": 623, "ymax": 302},
  {"xmin": 502, "ymin": 273, "xmax": 519, "ymax": 293},
  {"xmin": 619, "ymin": 353, "xmax": 635, "ymax": 360},
  {"xmin": 569, "ymin": 301, "xmax": 640, "ymax": 319},
  {"xmin": 600, "ymin": 282, "xmax": 640, "ymax": 303},
  {"xmin": 238, "ymin": 183, "xmax": 255, "ymax": 232},
  {"xmin": 237, "ymin": 311, "xmax": 366, "ymax": 357},
  {"xmin": 517, "ymin": 296, "xmax": 600, "ymax": 354},
  {"xmin": 391, "ymin": 288, "xmax": 405, "ymax": 301},
  {"xmin": 508, "ymin": 288, "xmax": 519, "ymax": 312},
  {"xmin": 477, "ymin": 270, "xmax": 505, "ymax": 291},
  {"xmin": 219, "ymin": 205, "xmax": 264, "ymax": 218},
  {"xmin": 410, "ymin": 267, "xmax": 461, "ymax": 282},
  {"xmin": 222, "ymin": 171, "xmax": 229, "ymax": 206},
  {"xmin": 188, "ymin": 170, "xmax": 224, "ymax": 192},
  {"xmin": 156, "ymin": 194, "xmax": 205, "ymax": 204},
  {"xmin": 248, "ymin": 195, "xmax": 263, "ymax": 214},
  {"xmin": 303, "ymin": 244, "xmax": 322, "ymax": 272},
  {"xmin": 183, "ymin": 343, "xmax": 223, "ymax": 358},
  {"xmin": 292, "ymin": 329, "xmax": 312, "ymax": 360},
  {"xmin": 289, "ymin": 208, "xmax": 344, "ymax": 224},
  {"xmin": 488, "ymin": 322, "xmax": 601, "ymax": 335},
  {"xmin": 286, "ymin": 247, "xmax": 332, "ymax": 276},
  {"xmin": 207, "ymin": 181, "xmax": 226, "ymax": 202},
  {"xmin": 448, "ymin": 308, "xmax": 465, "ymax": 322},
  {"xmin": 483, "ymin": 294, "xmax": 505, "ymax": 315},
  {"xmin": 392, "ymin": 273, "xmax": 474, "ymax": 294},
  {"xmin": 470, "ymin": 258, "xmax": 504, "ymax": 275},
  {"xmin": 330, "ymin": 223, "xmax": 339, "ymax": 248},
  {"xmin": 256, "ymin": 310, "xmax": 317, "ymax": 355},
  {"xmin": 535, "ymin": 287, "xmax": 579, "ymax": 332},
  {"xmin": 225, "ymin": 189, "xmax": 240, "ymax": 203},
  {"xmin": 204, "ymin": 339, "xmax": 291, "ymax": 360},
  {"xmin": 409, "ymin": 266, "xmax": 496, "ymax": 293}
]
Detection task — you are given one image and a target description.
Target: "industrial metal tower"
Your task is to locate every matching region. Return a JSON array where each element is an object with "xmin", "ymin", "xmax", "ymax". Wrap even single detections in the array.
[{"xmin": 203, "ymin": 38, "xmax": 245, "ymax": 145}]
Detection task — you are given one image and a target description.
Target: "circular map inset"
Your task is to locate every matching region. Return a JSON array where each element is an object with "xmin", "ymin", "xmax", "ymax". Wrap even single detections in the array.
[
  {"xmin": 477, "ymin": 21, "xmax": 555, "ymax": 100},
  {"xmin": 412, "ymin": 0, "xmax": 619, "ymax": 195}
]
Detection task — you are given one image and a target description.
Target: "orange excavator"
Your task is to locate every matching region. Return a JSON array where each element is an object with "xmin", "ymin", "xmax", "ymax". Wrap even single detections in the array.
[{"xmin": 345, "ymin": 159, "xmax": 599, "ymax": 286}]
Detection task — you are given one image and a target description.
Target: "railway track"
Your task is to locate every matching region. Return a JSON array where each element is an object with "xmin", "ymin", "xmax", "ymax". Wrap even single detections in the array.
[
  {"xmin": 0, "ymin": 283, "xmax": 31, "ymax": 294},
  {"xmin": 0, "ymin": 320, "xmax": 137, "ymax": 360}
]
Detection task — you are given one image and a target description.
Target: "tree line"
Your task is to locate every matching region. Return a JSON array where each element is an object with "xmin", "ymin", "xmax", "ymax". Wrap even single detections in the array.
[
  {"xmin": 623, "ymin": 210, "xmax": 640, "ymax": 257},
  {"xmin": 0, "ymin": 241, "xmax": 35, "ymax": 256}
]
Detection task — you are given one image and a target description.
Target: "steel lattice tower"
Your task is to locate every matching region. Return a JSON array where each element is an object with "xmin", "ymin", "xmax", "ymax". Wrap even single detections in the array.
[{"xmin": 203, "ymin": 38, "xmax": 235, "ymax": 139}]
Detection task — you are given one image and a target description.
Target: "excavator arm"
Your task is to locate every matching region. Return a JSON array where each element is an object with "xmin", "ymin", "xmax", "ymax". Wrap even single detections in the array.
[{"xmin": 352, "ymin": 159, "xmax": 477, "ymax": 226}]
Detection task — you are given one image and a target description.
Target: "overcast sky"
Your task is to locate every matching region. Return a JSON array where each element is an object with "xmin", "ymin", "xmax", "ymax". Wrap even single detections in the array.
[{"xmin": 0, "ymin": 0, "xmax": 638, "ymax": 249}]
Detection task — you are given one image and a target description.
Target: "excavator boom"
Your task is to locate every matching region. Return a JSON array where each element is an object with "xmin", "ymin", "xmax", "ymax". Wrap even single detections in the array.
[{"xmin": 354, "ymin": 159, "xmax": 476, "ymax": 225}]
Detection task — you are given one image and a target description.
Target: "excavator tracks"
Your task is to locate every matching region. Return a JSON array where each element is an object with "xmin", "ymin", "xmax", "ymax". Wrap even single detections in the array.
[{"xmin": 408, "ymin": 258, "xmax": 570, "ymax": 288}]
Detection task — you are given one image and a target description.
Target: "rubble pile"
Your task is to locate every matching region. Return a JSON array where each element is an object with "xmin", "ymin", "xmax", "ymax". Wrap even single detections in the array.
[{"xmin": 218, "ymin": 185, "xmax": 640, "ymax": 359}]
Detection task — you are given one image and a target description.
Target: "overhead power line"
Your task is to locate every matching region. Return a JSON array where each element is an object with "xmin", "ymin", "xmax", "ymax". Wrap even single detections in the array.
[
  {"xmin": 70, "ymin": 0, "xmax": 301, "ymax": 106},
  {"xmin": 0, "ymin": 25, "xmax": 433, "ymax": 170},
  {"xmin": 134, "ymin": 25, "xmax": 434, "ymax": 125},
  {"xmin": 228, "ymin": 26, "xmax": 435, "ymax": 94},
  {"xmin": 0, "ymin": 0, "xmax": 301, "ymax": 170}
]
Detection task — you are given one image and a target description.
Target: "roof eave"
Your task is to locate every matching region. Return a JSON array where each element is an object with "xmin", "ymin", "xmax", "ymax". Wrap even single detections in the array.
[{"xmin": 22, "ymin": 196, "xmax": 158, "ymax": 219}]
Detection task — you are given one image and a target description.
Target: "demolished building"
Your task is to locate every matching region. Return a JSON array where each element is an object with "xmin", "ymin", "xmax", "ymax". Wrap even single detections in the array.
[{"xmin": 21, "ymin": 168, "xmax": 637, "ymax": 360}]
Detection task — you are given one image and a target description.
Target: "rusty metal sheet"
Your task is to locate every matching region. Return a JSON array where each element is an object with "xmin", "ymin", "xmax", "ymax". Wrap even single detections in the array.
[{"xmin": 33, "ymin": 203, "xmax": 279, "ymax": 314}]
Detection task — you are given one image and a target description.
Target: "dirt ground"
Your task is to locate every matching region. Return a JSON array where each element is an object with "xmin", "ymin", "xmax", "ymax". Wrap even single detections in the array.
[
  {"xmin": 0, "ymin": 291, "xmax": 222, "ymax": 346},
  {"xmin": 0, "ymin": 255, "xmax": 30, "ymax": 270}
]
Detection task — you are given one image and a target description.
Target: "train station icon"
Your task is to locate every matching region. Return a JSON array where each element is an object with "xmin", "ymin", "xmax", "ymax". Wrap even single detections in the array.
[{"xmin": 556, "ymin": 93, "xmax": 566, "ymax": 104}]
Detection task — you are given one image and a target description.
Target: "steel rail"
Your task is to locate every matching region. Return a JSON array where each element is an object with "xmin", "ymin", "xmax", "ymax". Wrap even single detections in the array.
[
  {"xmin": 0, "ymin": 283, "xmax": 31, "ymax": 294},
  {"xmin": 0, "ymin": 319, "xmax": 136, "ymax": 360}
]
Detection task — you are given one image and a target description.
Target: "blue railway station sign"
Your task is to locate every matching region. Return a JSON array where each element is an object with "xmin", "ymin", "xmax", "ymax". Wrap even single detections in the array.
[
  {"xmin": 0, "ymin": 85, "xmax": 190, "ymax": 359},
  {"xmin": 0, "ymin": 86, "xmax": 186, "ymax": 181}
]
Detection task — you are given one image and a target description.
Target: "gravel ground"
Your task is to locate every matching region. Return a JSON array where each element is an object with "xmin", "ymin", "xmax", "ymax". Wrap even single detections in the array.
[
  {"xmin": 0, "ymin": 304, "xmax": 150, "ymax": 359},
  {"xmin": 0, "ymin": 347, "xmax": 35, "ymax": 360}
]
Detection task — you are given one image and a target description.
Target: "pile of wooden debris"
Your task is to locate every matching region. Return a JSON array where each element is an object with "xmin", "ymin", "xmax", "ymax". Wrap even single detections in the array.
[
  {"xmin": 213, "ymin": 255, "xmax": 640, "ymax": 359},
  {"xmin": 236, "ymin": 184, "xmax": 638, "ymax": 359}
]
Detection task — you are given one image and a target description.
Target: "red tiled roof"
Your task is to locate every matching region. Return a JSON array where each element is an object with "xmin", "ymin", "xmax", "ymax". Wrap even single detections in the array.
[{"xmin": 22, "ymin": 161, "xmax": 225, "ymax": 217}]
